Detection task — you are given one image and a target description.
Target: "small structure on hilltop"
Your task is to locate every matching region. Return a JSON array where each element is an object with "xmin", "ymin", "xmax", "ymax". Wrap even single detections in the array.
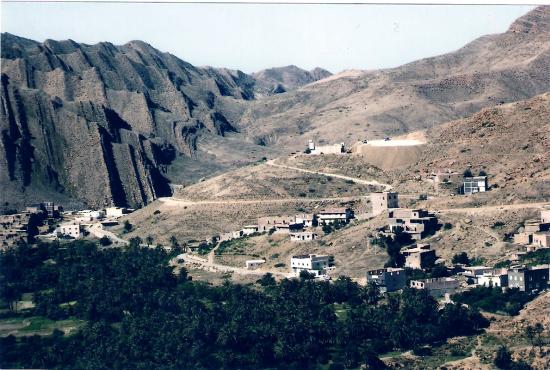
[
  {"xmin": 402, "ymin": 244, "xmax": 437, "ymax": 269},
  {"xmin": 290, "ymin": 231, "xmax": 317, "ymax": 242},
  {"xmin": 291, "ymin": 254, "xmax": 334, "ymax": 278},
  {"xmin": 461, "ymin": 176, "xmax": 488, "ymax": 195},
  {"xmin": 410, "ymin": 277, "xmax": 460, "ymax": 297},
  {"xmin": 245, "ymin": 259, "xmax": 265, "ymax": 270},
  {"xmin": 371, "ymin": 191, "xmax": 399, "ymax": 216},
  {"xmin": 507, "ymin": 265, "xmax": 549, "ymax": 292},
  {"xmin": 365, "ymin": 267, "xmax": 407, "ymax": 293},
  {"xmin": 307, "ymin": 140, "xmax": 346, "ymax": 155},
  {"xmin": 386, "ymin": 208, "xmax": 438, "ymax": 240},
  {"xmin": 318, "ymin": 208, "xmax": 352, "ymax": 225}
]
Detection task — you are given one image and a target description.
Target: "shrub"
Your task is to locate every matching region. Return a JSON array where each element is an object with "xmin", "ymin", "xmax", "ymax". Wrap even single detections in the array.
[
  {"xmin": 274, "ymin": 262, "xmax": 286, "ymax": 268},
  {"xmin": 443, "ymin": 222, "xmax": 453, "ymax": 230},
  {"xmin": 123, "ymin": 220, "xmax": 133, "ymax": 233},
  {"xmin": 98, "ymin": 236, "xmax": 112, "ymax": 246},
  {"xmin": 494, "ymin": 346, "xmax": 512, "ymax": 369},
  {"xmin": 153, "ymin": 210, "xmax": 161, "ymax": 215},
  {"xmin": 452, "ymin": 252, "xmax": 470, "ymax": 265},
  {"xmin": 463, "ymin": 169, "xmax": 473, "ymax": 177}
]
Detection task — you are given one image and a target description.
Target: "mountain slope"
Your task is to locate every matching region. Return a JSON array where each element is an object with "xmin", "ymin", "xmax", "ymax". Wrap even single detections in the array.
[
  {"xmin": 240, "ymin": 6, "xmax": 550, "ymax": 150},
  {"xmin": 252, "ymin": 65, "xmax": 332, "ymax": 95},
  {"xmin": 0, "ymin": 33, "xmax": 269, "ymax": 208}
]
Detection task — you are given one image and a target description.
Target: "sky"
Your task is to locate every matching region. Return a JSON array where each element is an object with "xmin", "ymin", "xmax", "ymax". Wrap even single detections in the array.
[{"xmin": 1, "ymin": 3, "xmax": 534, "ymax": 74}]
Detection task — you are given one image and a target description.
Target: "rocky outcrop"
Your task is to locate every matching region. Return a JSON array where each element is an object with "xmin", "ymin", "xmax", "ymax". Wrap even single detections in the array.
[
  {"xmin": 252, "ymin": 65, "xmax": 332, "ymax": 95},
  {"xmin": 0, "ymin": 33, "xmax": 257, "ymax": 208}
]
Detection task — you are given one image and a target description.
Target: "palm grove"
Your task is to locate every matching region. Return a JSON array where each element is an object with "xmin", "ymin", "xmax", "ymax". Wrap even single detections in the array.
[{"xmin": 0, "ymin": 240, "xmax": 489, "ymax": 369}]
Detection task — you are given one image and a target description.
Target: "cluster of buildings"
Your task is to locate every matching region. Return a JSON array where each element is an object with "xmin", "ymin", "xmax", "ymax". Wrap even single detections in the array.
[
  {"xmin": 306, "ymin": 140, "xmax": 347, "ymax": 155},
  {"xmin": 53, "ymin": 206, "xmax": 132, "ymax": 240},
  {"xmin": 0, "ymin": 202, "xmax": 62, "ymax": 248},
  {"xmin": 431, "ymin": 169, "xmax": 488, "ymax": 195},
  {"xmin": 219, "ymin": 207, "xmax": 354, "ymax": 244},
  {"xmin": 460, "ymin": 264, "xmax": 550, "ymax": 293}
]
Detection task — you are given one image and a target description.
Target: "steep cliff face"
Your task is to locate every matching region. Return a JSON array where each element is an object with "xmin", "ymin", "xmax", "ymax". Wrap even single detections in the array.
[{"xmin": 0, "ymin": 33, "xmax": 258, "ymax": 208}]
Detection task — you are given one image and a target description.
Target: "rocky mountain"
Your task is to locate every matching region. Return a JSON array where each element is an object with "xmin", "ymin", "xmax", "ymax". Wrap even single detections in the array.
[
  {"xmin": 1, "ymin": 6, "xmax": 549, "ymax": 209},
  {"xmin": 240, "ymin": 6, "xmax": 550, "ymax": 150},
  {"xmin": 252, "ymin": 65, "xmax": 332, "ymax": 95},
  {"xmin": 0, "ymin": 33, "xmax": 271, "ymax": 208}
]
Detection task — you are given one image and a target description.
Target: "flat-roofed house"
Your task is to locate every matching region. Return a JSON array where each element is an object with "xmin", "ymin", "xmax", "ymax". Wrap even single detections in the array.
[
  {"xmin": 56, "ymin": 223, "xmax": 83, "ymax": 239},
  {"xmin": 508, "ymin": 265, "xmax": 549, "ymax": 292},
  {"xmin": 371, "ymin": 192, "xmax": 399, "ymax": 216},
  {"xmin": 477, "ymin": 269, "xmax": 509, "ymax": 288},
  {"xmin": 365, "ymin": 268, "xmax": 407, "ymax": 293},
  {"xmin": 258, "ymin": 216, "xmax": 295, "ymax": 232},
  {"xmin": 533, "ymin": 232, "xmax": 550, "ymax": 248},
  {"xmin": 309, "ymin": 140, "xmax": 346, "ymax": 155},
  {"xmin": 410, "ymin": 277, "xmax": 460, "ymax": 297},
  {"xmin": 295, "ymin": 213, "xmax": 316, "ymax": 228},
  {"xmin": 541, "ymin": 207, "xmax": 550, "ymax": 223},
  {"xmin": 291, "ymin": 254, "xmax": 334, "ymax": 278},
  {"xmin": 290, "ymin": 231, "xmax": 317, "ymax": 242},
  {"xmin": 318, "ymin": 208, "xmax": 352, "ymax": 225},
  {"xmin": 462, "ymin": 176, "xmax": 488, "ymax": 195},
  {"xmin": 387, "ymin": 208, "xmax": 438, "ymax": 240},
  {"xmin": 242, "ymin": 225, "xmax": 259, "ymax": 236},
  {"xmin": 245, "ymin": 259, "xmax": 265, "ymax": 270},
  {"xmin": 402, "ymin": 244, "xmax": 437, "ymax": 269}
]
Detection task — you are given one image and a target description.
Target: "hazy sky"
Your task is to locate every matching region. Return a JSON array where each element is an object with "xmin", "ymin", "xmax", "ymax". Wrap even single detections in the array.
[{"xmin": 1, "ymin": 3, "xmax": 534, "ymax": 74}]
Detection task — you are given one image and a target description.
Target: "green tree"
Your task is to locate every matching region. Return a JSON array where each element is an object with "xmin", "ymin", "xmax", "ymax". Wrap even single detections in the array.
[
  {"xmin": 145, "ymin": 235, "xmax": 154, "ymax": 247},
  {"xmin": 129, "ymin": 236, "xmax": 142, "ymax": 248},
  {"xmin": 452, "ymin": 252, "xmax": 470, "ymax": 265},
  {"xmin": 494, "ymin": 346, "xmax": 512, "ymax": 369},
  {"xmin": 123, "ymin": 220, "xmax": 133, "ymax": 233}
]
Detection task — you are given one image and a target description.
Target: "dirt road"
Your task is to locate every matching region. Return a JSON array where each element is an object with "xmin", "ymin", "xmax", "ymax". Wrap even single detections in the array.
[
  {"xmin": 266, "ymin": 159, "xmax": 393, "ymax": 191},
  {"xmin": 437, "ymin": 202, "xmax": 550, "ymax": 215}
]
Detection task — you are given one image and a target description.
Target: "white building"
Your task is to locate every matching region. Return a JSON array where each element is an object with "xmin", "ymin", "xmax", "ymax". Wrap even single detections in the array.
[
  {"xmin": 291, "ymin": 254, "xmax": 334, "ymax": 278},
  {"xmin": 290, "ymin": 231, "xmax": 317, "ymax": 242},
  {"xmin": 295, "ymin": 213, "xmax": 316, "ymax": 228},
  {"xmin": 477, "ymin": 270, "xmax": 509, "ymax": 288},
  {"xmin": 245, "ymin": 259, "xmax": 265, "ymax": 270},
  {"xmin": 56, "ymin": 223, "xmax": 83, "ymax": 239},
  {"xmin": 75, "ymin": 209, "xmax": 105, "ymax": 222},
  {"xmin": 308, "ymin": 140, "xmax": 346, "ymax": 155},
  {"xmin": 318, "ymin": 208, "xmax": 352, "ymax": 224},
  {"xmin": 104, "ymin": 207, "xmax": 130, "ymax": 218},
  {"xmin": 242, "ymin": 225, "xmax": 259, "ymax": 236},
  {"xmin": 462, "ymin": 176, "xmax": 488, "ymax": 195}
]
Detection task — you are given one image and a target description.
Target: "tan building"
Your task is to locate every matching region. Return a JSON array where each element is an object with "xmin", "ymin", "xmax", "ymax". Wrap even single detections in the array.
[
  {"xmin": 533, "ymin": 232, "xmax": 550, "ymax": 248},
  {"xmin": 318, "ymin": 208, "xmax": 352, "ymax": 224},
  {"xmin": 410, "ymin": 277, "xmax": 460, "ymax": 297},
  {"xmin": 290, "ymin": 231, "xmax": 317, "ymax": 242},
  {"xmin": 387, "ymin": 208, "xmax": 438, "ymax": 240},
  {"xmin": 371, "ymin": 192, "xmax": 399, "ymax": 216},
  {"xmin": 402, "ymin": 244, "xmax": 436, "ymax": 269},
  {"xmin": 258, "ymin": 216, "xmax": 295, "ymax": 232},
  {"xmin": 513, "ymin": 212, "xmax": 550, "ymax": 246},
  {"xmin": 245, "ymin": 259, "xmax": 265, "ymax": 270},
  {"xmin": 0, "ymin": 212, "xmax": 33, "ymax": 248},
  {"xmin": 308, "ymin": 140, "xmax": 345, "ymax": 155},
  {"xmin": 433, "ymin": 169, "xmax": 461, "ymax": 187},
  {"xmin": 295, "ymin": 213, "xmax": 316, "ymax": 228},
  {"xmin": 56, "ymin": 223, "xmax": 83, "ymax": 239},
  {"xmin": 541, "ymin": 207, "xmax": 550, "ymax": 224}
]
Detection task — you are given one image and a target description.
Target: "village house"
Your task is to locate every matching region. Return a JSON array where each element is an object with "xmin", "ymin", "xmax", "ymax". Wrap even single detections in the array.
[
  {"xmin": 462, "ymin": 176, "xmax": 488, "ymax": 195},
  {"xmin": 507, "ymin": 265, "xmax": 549, "ymax": 292},
  {"xmin": 295, "ymin": 213, "xmax": 316, "ymax": 228},
  {"xmin": 56, "ymin": 223, "xmax": 83, "ymax": 239},
  {"xmin": 291, "ymin": 254, "xmax": 334, "ymax": 278},
  {"xmin": 402, "ymin": 244, "xmax": 437, "ymax": 269},
  {"xmin": 387, "ymin": 208, "xmax": 438, "ymax": 240},
  {"xmin": 365, "ymin": 268, "xmax": 407, "ymax": 293},
  {"xmin": 104, "ymin": 207, "xmax": 131, "ymax": 219},
  {"xmin": 308, "ymin": 140, "xmax": 346, "ymax": 155},
  {"xmin": 257, "ymin": 216, "xmax": 295, "ymax": 232},
  {"xmin": 410, "ymin": 277, "xmax": 460, "ymax": 297},
  {"xmin": 290, "ymin": 231, "xmax": 317, "ymax": 242},
  {"xmin": 532, "ymin": 232, "xmax": 550, "ymax": 248},
  {"xmin": 460, "ymin": 266, "xmax": 493, "ymax": 279},
  {"xmin": 318, "ymin": 208, "xmax": 352, "ymax": 225},
  {"xmin": 477, "ymin": 269, "xmax": 509, "ymax": 288},
  {"xmin": 513, "ymin": 209, "xmax": 550, "ymax": 246},
  {"xmin": 245, "ymin": 259, "xmax": 265, "ymax": 270},
  {"xmin": 370, "ymin": 191, "xmax": 399, "ymax": 216},
  {"xmin": 75, "ymin": 209, "xmax": 105, "ymax": 223},
  {"xmin": 432, "ymin": 169, "xmax": 462, "ymax": 189},
  {"xmin": 242, "ymin": 225, "xmax": 259, "ymax": 236}
]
